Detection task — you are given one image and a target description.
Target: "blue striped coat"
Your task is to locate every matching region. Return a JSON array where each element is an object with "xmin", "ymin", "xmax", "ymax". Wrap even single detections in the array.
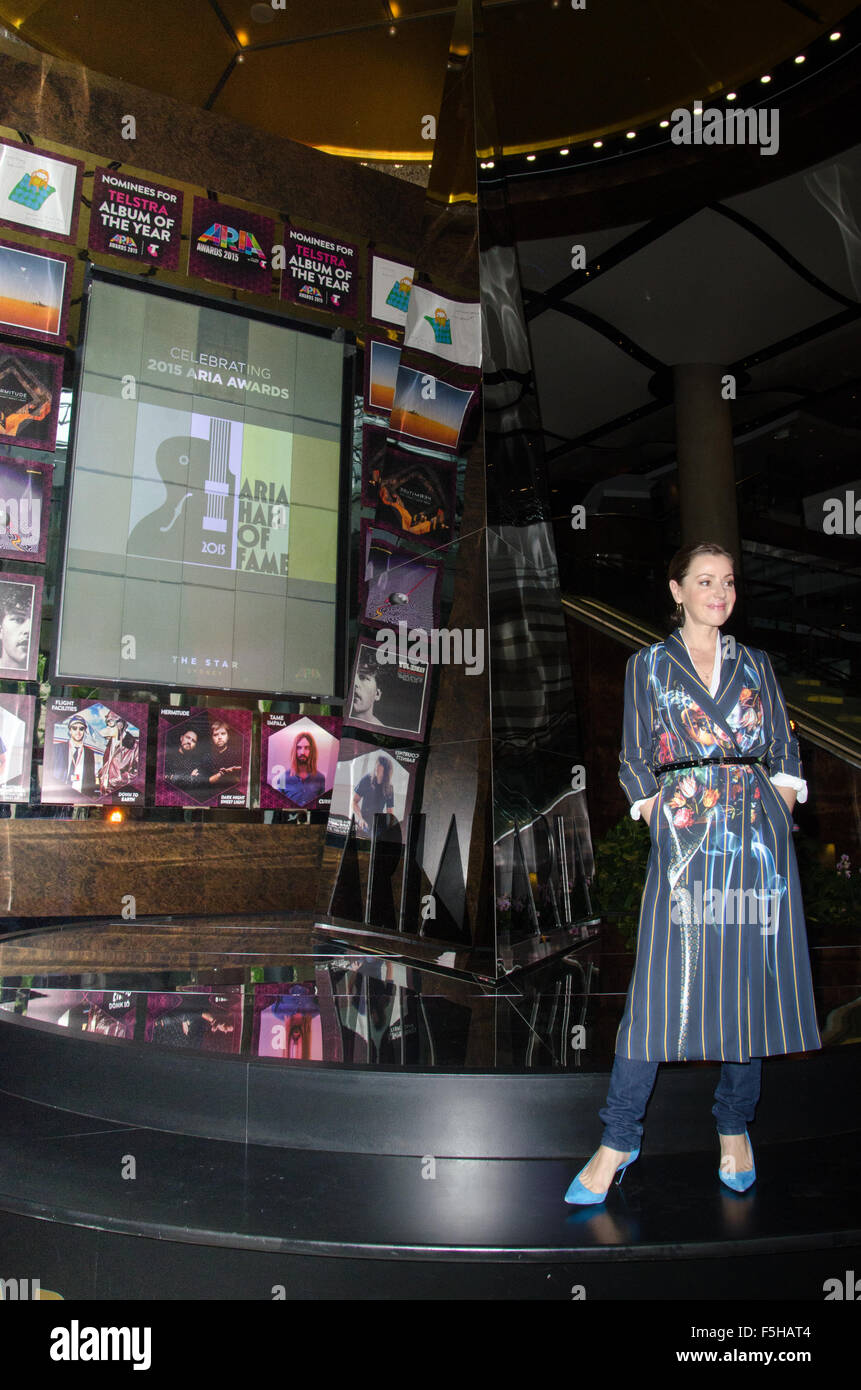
[{"xmin": 617, "ymin": 630, "xmax": 821, "ymax": 1062}]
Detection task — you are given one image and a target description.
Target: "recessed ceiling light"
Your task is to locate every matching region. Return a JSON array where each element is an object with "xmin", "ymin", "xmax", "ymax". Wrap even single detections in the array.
[
  {"xmin": 526, "ymin": 153, "xmax": 536, "ymax": 161},
  {"xmin": 659, "ymin": 119, "xmax": 669, "ymax": 128},
  {"xmin": 593, "ymin": 139, "xmax": 603, "ymax": 148},
  {"xmin": 486, "ymin": 160, "xmax": 495, "ymax": 168},
  {"xmin": 626, "ymin": 130, "xmax": 636, "ymax": 139},
  {"xmin": 794, "ymin": 54, "xmax": 806, "ymax": 64},
  {"xmin": 559, "ymin": 147, "xmax": 569, "ymax": 155},
  {"xmin": 760, "ymin": 74, "xmax": 772, "ymax": 83},
  {"xmin": 830, "ymin": 31, "xmax": 841, "ymax": 40},
  {"xmin": 236, "ymin": 53, "xmax": 245, "ymax": 63}
]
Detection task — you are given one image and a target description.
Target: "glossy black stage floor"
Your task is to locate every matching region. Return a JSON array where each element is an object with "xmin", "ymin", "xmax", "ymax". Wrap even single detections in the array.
[{"xmin": 0, "ymin": 915, "xmax": 859, "ymax": 1299}]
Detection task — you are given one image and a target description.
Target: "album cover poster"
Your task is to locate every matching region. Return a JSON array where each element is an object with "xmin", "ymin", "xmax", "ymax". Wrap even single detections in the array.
[
  {"xmin": 326, "ymin": 737, "xmax": 424, "ymax": 842},
  {"xmin": 0, "ymin": 457, "xmax": 53, "ymax": 562},
  {"xmin": 88, "ymin": 167, "xmax": 184, "ymax": 270},
  {"xmin": 0, "ymin": 345, "xmax": 63, "ymax": 451},
  {"xmin": 41, "ymin": 697, "xmax": 149, "ymax": 806},
  {"xmin": 20, "ymin": 988, "xmax": 90, "ymax": 1027},
  {"xmin": 368, "ymin": 252, "xmax": 415, "ymax": 330},
  {"xmin": 0, "ymin": 692, "xmax": 35, "ymax": 803},
  {"xmin": 359, "ymin": 522, "xmax": 442, "ymax": 633},
  {"xmin": 0, "ymin": 237, "xmax": 73, "ymax": 347},
  {"xmin": 144, "ymin": 989, "xmax": 243, "ymax": 1054},
  {"xmin": 188, "ymin": 196, "xmax": 275, "ymax": 293},
  {"xmin": 259, "ymin": 712, "xmax": 341, "ymax": 811},
  {"xmin": 279, "ymin": 225, "xmax": 358, "ymax": 315},
  {"xmin": 346, "ymin": 632, "xmax": 430, "ymax": 743},
  {"xmin": 389, "ymin": 363, "xmax": 477, "ymax": 454},
  {"xmin": 365, "ymin": 336, "xmax": 401, "ymax": 417},
  {"xmin": 0, "ymin": 573, "xmax": 42, "ymax": 681},
  {"xmin": 155, "ymin": 706, "xmax": 252, "ymax": 808},
  {"xmin": 81, "ymin": 991, "xmax": 138, "ymax": 1040},
  {"xmin": 372, "ymin": 446, "xmax": 457, "ymax": 551},
  {"xmin": 0, "ymin": 138, "xmax": 83, "ymax": 243},
  {"xmin": 360, "ymin": 424, "xmax": 388, "ymax": 506},
  {"xmin": 403, "ymin": 282, "xmax": 482, "ymax": 370},
  {"xmin": 252, "ymin": 981, "xmax": 323, "ymax": 1060}
]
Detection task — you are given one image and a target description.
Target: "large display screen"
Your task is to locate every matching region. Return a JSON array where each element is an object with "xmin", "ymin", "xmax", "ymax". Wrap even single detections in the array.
[{"xmin": 55, "ymin": 270, "xmax": 351, "ymax": 697}]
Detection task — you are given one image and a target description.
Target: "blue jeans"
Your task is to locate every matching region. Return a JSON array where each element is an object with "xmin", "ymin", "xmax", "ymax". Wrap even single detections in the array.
[{"xmin": 599, "ymin": 1054, "xmax": 762, "ymax": 1151}]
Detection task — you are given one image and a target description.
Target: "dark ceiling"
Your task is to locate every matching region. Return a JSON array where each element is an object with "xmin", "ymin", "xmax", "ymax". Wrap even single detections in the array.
[{"xmin": 0, "ymin": 0, "xmax": 856, "ymax": 174}]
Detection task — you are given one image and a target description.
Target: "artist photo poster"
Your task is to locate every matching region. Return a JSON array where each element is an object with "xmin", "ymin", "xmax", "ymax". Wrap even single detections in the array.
[
  {"xmin": 156, "ymin": 706, "xmax": 252, "ymax": 808},
  {"xmin": 326, "ymin": 737, "xmax": 424, "ymax": 843},
  {"xmin": 0, "ymin": 138, "xmax": 83, "ymax": 243},
  {"xmin": 0, "ymin": 345, "xmax": 63, "ymax": 452},
  {"xmin": 0, "ymin": 692, "xmax": 36, "ymax": 803},
  {"xmin": 40, "ymin": 697, "xmax": 149, "ymax": 807},
  {"xmin": 144, "ymin": 989, "xmax": 243, "ymax": 1054},
  {"xmin": 0, "ymin": 237, "xmax": 73, "ymax": 348},
  {"xmin": 259, "ymin": 713, "xmax": 342, "ymax": 811},
  {"xmin": 252, "ymin": 981, "xmax": 323, "ymax": 1061},
  {"xmin": 0, "ymin": 572, "xmax": 42, "ymax": 681},
  {"xmin": 0, "ymin": 456, "xmax": 53, "ymax": 562},
  {"xmin": 345, "ymin": 631, "xmax": 430, "ymax": 744}
]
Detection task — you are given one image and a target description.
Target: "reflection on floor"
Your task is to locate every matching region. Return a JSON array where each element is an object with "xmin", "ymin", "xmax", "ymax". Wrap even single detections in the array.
[{"xmin": 0, "ymin": 914, "xmax": 858, "ymax": 1069}]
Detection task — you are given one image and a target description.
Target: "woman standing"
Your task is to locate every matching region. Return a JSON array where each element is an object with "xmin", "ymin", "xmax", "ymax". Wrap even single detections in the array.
[{"xmin": 566, "ymin": 542, "xmax": 821, "ymax": 1204}]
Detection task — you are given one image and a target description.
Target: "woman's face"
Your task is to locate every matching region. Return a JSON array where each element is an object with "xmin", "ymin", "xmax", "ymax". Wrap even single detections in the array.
[{"xmin": 670, "ymin": 556, "xmax": 736, "ymax": 630}]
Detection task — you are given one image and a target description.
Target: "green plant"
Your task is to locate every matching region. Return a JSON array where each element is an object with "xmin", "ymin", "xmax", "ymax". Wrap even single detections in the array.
[
  {"xmin": 793, "ymin": 834, "xmax": 859, "ymax": 929},
  {"xmin": 591, "ymin": 814, "xmax": 651, "ymax": 950}
]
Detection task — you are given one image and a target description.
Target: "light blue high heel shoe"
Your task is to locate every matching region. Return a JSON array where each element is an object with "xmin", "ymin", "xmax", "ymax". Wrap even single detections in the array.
[
  {"xmin": 564, "ymin": 1147, "xmax": 640, "ymax": 1206},
  {"xmin": 718, "ymin": 1130, "xmax": 756, "ymax": 1193}
]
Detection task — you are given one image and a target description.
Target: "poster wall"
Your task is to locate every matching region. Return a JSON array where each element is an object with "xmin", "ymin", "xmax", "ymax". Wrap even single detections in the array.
[
  {"xmin": 279, "ymin": 226, "xmax": 358, "ymax": 315},
  {"xmin": 0, "ymin": 573, "xmax": 42, "ymax": 681},
  {"xmin": 0, "ymin": 138, "xmax": 83, "ymax": 243},
  {"xmin": 0, "ymin": 237, "xmax": 73, "ymax": 347},
  {"xmin": 259, "ymin": 713, "xmax": 341, "ymax": 810},
  {"xmin": 89, "ymin": 168, "xmax": 184, "ymax": 269},
  {"xmin": 0, "ymin": 693, "xmax": 35, "ymax": 803},
  {"xmin": 0, "ymin": 345, "xmax": 63, "ymax": 452},
  {"xmin": 0, "ymin": 457, "xmax": 53, "ymax": 562},
  {"xmin": 41, "ymin": 698, "xmax": 149, "ymax": 806},
  {"xmin": 156, "ymin": 706, "xmax": 252, "ymax": 808}
]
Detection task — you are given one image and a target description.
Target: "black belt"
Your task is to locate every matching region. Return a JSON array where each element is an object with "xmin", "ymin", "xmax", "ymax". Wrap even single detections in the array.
[{"xmin": 654, "ymin": 756, "xmax": 764, "ymax": 776}]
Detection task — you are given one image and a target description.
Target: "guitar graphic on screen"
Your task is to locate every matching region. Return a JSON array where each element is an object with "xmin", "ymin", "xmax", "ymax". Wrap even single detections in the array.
[{"xmin": 126, "ymin": 417, "xmax": 242, "ymax": 569}]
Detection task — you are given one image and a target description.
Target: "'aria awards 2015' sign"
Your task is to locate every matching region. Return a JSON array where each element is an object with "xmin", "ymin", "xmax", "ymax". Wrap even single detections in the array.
[{"xmin": 188, "ymin": 197, "xmax": 275, "ymax": 292}]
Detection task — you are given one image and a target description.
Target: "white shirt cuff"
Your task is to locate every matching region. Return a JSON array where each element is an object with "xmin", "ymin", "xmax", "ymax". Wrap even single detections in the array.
[
  {"xmin": 630, "ymin": 797, "xmax": 655, "ymax": 821},
  {"xmin": 771, "ymin": 773, "xmax": 807, "ymax": 803}
]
